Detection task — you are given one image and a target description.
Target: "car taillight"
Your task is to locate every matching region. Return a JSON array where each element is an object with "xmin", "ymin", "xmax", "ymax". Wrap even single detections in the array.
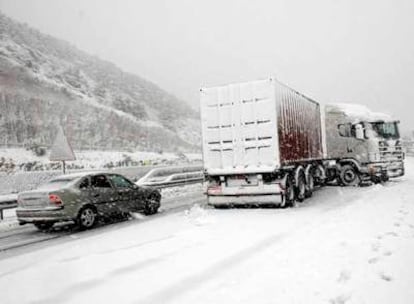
[
  {"xmin": 49, "ymin": 194, "xmax": 63, "ymax": 206},
  {"xmin": 207, "ymin": 185, "xmax": 222, "ymax": 195}
]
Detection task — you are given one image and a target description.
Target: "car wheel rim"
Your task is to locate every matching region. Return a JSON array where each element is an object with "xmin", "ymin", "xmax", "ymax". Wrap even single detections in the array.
[
  {"xmin": 147, "ymin": 195, "xmax": 158, "ymax": 213},
  {"xmin": 81, "ymin": 209, "xmax": 95, "ymax": 227}
]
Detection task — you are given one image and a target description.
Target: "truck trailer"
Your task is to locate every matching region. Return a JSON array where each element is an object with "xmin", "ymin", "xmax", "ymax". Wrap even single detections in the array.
[{"xmin": 200, "ymin": 78, "xmax": 404, "ymax": 207}]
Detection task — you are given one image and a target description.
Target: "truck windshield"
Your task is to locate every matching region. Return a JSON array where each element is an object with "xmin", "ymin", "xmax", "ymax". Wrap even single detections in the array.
[{"xmin": 364, "ymin": 122, "xmax": 400, "ymax": 140}]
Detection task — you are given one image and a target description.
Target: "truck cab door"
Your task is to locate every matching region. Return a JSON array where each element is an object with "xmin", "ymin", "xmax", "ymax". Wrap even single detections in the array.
[{"xmin": 338, "ymin": 123, "xmax": 365, "ymax": 157}]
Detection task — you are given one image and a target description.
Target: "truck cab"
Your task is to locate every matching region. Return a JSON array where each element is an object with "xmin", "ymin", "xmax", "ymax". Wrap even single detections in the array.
[{"xmin": 325, "ymin": 104, "xmax": 404, "ymax": 185}]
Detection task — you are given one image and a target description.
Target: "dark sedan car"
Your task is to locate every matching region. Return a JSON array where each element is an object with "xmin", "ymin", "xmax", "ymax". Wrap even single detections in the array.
[{"xmin": 16, "ymin": 172, "xmax": 161, "ymax": 230}]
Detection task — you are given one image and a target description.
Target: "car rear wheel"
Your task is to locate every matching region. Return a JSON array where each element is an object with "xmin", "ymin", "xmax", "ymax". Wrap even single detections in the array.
[
  {"xmin": 34, "ymin": 222, "xmax": 54, "ymax": 231},
  {"xmin": 144, "ymin": 194, "xmax": 160, "ymax": 215},
  {"xmin": 77, "ymin": 207, "xmax": 97, "ymax": 229}
]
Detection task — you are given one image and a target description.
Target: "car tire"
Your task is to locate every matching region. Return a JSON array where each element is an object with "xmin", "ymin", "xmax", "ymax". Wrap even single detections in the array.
[
  {"xmin": 77, "ymin": 206, "xmax": 97, "ymax": 230},
  {"xmin": 144, "ymin": 194, "xmax": 160, "ymax": 215},
  {"xmin": 34, "ymin": 222, "xmax": 54, "ymax": 231}
]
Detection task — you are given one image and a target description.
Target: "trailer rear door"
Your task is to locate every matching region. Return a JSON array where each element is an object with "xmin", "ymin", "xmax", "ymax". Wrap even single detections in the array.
[{"xmin": 200, "ymin": 78, "xmax": 280, "ymax": 175}]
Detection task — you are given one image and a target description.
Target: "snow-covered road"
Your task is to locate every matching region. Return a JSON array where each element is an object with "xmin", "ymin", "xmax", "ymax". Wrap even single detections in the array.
[{"xmin": 1, "ymin": 159, "xmax": 414, "ymax": 304}]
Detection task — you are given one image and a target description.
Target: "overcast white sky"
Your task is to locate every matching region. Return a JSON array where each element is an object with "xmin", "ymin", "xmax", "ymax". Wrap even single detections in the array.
[{"xmin": 1, "ymin": 0, "xmax": 413, "ymax": 133}]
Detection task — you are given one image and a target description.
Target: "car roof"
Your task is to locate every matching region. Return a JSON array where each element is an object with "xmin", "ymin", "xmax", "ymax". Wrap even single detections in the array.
[{"xmin": 51, "ymin": 171, "xmax": 115, "ymax": 180}]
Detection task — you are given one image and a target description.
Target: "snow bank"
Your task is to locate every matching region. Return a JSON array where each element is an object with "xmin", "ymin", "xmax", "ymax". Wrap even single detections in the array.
[
  {"xmin": 0, "ymin": 148, "xmax": 202, "ymax": 172},
  {"xmin": 327, "ymin": 103, "xmax": 393, "ymax": 122}
]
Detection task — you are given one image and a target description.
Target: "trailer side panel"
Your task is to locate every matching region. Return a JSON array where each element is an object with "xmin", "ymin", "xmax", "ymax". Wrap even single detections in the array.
[{"xmin": 275, "ymin": 82, "xmax": 323, "ymax": 164}]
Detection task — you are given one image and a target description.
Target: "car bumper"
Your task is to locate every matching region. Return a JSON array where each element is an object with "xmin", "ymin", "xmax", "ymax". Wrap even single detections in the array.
[{"xmin": 16, "ymin": 207, "xmax": 73, "ymax": 223}]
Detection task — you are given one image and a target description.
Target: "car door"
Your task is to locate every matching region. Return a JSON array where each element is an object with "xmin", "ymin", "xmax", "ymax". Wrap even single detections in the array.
[
  {"xmin": 90, "ymin": 174, "xmax": 120, "ymax": 215},
  {"xmin": 108, "ymin": 174, "xmax": 141, "ymax": 213}
]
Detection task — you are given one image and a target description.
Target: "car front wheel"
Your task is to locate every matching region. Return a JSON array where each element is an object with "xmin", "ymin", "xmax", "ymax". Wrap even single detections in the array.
[{"xmin": 144, "ymin": 194, "xmax": 160, "ymax": 215}]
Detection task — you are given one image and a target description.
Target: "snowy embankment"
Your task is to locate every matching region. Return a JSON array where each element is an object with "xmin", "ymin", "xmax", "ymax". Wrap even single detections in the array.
[
  {"xmin": 0, "ymin": 148, "xmax": 202, "ymax": 195},
  {"xmin": 0, "ymin": 160, "xmax": 414, "ymax": 303},
  {"xmin": 0, "ymin": 148, "xmax": 202, "ymax": 172}
]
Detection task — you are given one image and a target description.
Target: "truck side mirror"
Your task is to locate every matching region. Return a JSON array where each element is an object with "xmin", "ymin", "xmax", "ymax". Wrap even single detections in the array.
[{"xmin": 355, "ymin": 124, "xmax": 364, "ymax": 140}]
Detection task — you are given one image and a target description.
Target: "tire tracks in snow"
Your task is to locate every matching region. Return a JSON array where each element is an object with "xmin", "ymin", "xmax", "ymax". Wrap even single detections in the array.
[
  {"xmin": 0, "ymin": 191, "xmax": 206, "ymax": 254},
  {"xmin": 139, "ymin": 233, "xmax": 287, "ymax": 304}
]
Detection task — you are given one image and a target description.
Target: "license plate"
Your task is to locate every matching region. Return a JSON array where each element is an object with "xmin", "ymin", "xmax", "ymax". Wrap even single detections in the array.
[{"xmin": 227, "ymin": 176, "xmax": 258, "ymax": 187}]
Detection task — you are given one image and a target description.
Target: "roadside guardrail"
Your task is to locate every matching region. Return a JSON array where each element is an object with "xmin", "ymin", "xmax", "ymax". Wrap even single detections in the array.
[{"xmin": 135, "ymin": 165, "xmax": 204, "ymax": 189}]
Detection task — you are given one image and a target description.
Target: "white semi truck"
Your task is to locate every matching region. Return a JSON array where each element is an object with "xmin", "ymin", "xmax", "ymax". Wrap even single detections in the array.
[{"xmin": 200, "ymin": 78, "xmax": 404, "ymax": 207}]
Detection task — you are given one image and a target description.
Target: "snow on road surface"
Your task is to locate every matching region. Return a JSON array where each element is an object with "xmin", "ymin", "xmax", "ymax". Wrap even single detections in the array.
[{"xmin": 1, "ymin": 159, "xmax": 414, "ymax": 304}]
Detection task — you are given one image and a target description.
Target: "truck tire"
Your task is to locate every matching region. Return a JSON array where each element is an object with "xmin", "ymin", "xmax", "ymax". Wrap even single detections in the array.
[
  {"xmin": 339, "ymin": 164, "xmax": 361, "ymax": 187},
  {"xmin": 305, "ymin": 173, "xmax": 314, "ymax": 198},
  {"xmin": 295, "ymin": 172, "xmax": 306, "ymax": 202},
  {"xmin": 282, "ymin": 175, "xmax": 295, "ymax": 208}
]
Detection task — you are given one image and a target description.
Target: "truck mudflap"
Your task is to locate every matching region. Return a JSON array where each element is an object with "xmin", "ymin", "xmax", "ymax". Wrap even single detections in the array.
[{"xmin": 207, "ymin": 194, "xmax": 283, "ymax": 206}]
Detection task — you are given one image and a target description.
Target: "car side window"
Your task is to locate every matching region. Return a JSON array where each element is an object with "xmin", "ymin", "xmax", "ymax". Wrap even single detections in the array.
[
  {"xmin": 109, "ymin": 175, "xmax": 134, "ymax": 188},
  {"xmin": 91, "ymin": 175, "xmax": 112, "ymax": 188},
  {"xmin": 79, "ymin": 178, "xmax": 90, "ymax": 189}
]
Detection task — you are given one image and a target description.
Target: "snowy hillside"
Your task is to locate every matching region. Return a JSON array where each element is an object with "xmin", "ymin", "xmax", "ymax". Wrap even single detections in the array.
[{"xmin": 0, "ymin": 12, "xmax": 200, "ymax": 151}]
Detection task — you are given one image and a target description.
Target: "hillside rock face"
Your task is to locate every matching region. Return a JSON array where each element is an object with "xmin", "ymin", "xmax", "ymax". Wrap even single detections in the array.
[{"xmin": 0, "ymin": 12, "xmax": 200, "ymax": 152}]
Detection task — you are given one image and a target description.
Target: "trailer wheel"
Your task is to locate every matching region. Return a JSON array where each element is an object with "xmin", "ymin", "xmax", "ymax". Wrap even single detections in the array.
[
  {"xmin": 282, "ymin": 175, "xmax": 295, "ymax": 208},
  {"xmin": 295, "ymin": 172, "xmax": 306, "ymax": 202},
  {"xmin": 305, "ymin": 173, "xmax": 314, "ymax": 198},
  {"xmin": 339, "ymin": 164, "xmax": 361, "ymax": 186}
]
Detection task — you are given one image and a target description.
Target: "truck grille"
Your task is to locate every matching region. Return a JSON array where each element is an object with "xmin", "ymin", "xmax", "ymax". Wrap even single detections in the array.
[{"xmin": 379, "ymin": 146, "xmax": 404, "ymax": 161}]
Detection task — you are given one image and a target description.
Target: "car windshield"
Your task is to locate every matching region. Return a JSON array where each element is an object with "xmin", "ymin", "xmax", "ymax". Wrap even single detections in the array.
[
  {"xmin": 109, "ymin": 175, "xmax": 134, "ymax": 188},
  {"xmin": 364, "ymin": 122, "xmax": 400, "ymax": 140}
]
